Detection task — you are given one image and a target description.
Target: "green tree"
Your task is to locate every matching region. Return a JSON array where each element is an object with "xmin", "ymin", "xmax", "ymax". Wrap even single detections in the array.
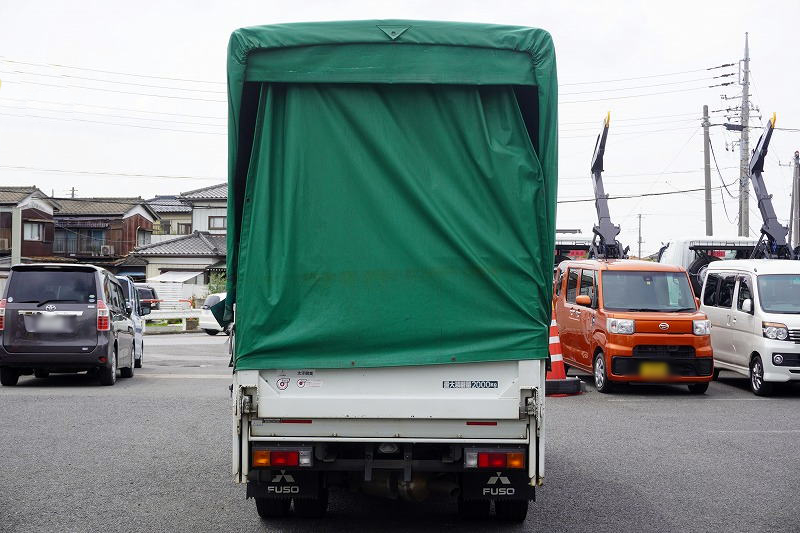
[{"xmin": 208, "ymin": 272, "xmax": 227, "ymax": 294}]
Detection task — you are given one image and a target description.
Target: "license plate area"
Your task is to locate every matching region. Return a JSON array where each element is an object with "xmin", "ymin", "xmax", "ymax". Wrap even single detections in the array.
[
  {"xmin": 639, "ymin": 361, "xmax": 669, "ymax": 379},
  {"xmin": 35, "ymin": 315, "xmax": 69, "ymax": 333}
]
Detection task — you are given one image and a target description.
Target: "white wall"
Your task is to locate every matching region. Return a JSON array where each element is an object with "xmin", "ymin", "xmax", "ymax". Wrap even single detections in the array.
[
  {"xmin": 191, "ymin": 202, "xmax": 227, "ymax": 234},
  {"xmin": 143, "ymin": 256, "xmax": 218, "ymax": 280}
]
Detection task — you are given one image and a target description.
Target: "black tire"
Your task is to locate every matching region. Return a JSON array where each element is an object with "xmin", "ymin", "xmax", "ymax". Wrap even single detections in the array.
[
  {"xmin": 0, "ymin": 367, "xmax": 20, "ymax": 386},
  {"xmin": 255, "ymin": 498, "xmax": 290, "ymax": 519},
  {"xmin": 293, "ymin": 489, "xmax": 329, "ymax": 518},
  {"xmin": 593, "ymin": 352, "xmax": 613, "ymax": 393},
  {"xmin": 688, "ymin": 382, "xmax": 709, "ymax": 394},
  {"xmin": 750, "ymin": 355, "xmax": 774, "ymax": 396},
  {"xmin": 495, "ymin": 499, "xmax": 529, "ymax": 522},
  {"xmin": 34, "ymin": 369, "xmax": 50, "ymax": 379},
  {"xmin": 99, "ymin": 351, "xmax": 117, "ymax": 386},
  {"xmin": 134, "ymin": 342, "xmax": 142, "ymax": 368},
  {"xmin": 458, "ymin": 498, "xmax": 490, "ymax": 520},
  {"xmin": 712, "ymin": 368, "xmax": 720, "ymax": 381},
  {"xmin": 205, "ymin": 329, "xmax": 220, "ymax": 336},
  {"xmin": 687, "ymin": 255, "xmax": 720, "ymax": 297}
]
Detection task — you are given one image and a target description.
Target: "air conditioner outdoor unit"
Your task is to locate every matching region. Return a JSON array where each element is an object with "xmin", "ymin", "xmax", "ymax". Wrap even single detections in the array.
[
  {"xmin": 0, "ymin": 238, "xmax": 9, "ymax": 250},
  {"xmin": 100, "ymin": 245, "xmax": 115, "ymax": 256}
]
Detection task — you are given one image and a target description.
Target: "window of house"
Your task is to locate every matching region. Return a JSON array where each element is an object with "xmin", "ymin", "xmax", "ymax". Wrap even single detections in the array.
[
  {"xmin": 137, "ymin": 230, "xmax": 151, "ymax": 247},
  {"xmin": 208, "ymin": 216, "xmax": 227, "ymax": 230},
  {"xmin": 154, "ymin": 221, "xmax": 171, "ymax": 235},
  {"xmin": 23, "ymin": 222, "xmax": 43, "ymax": 241},
  {"xmin": 178, "ymin": 223, "xmax": 192, "ymax": 235}
]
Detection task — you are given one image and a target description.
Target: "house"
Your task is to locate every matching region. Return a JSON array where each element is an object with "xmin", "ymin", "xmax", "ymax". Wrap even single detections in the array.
[
  {"xmin": 180, "ymin": 183, "xmax": 227, "ymax": 235},
  {"xmin": 133, "ymin": 230, "xmax": 226, "ymax": 283},
  {"xmin": 52, "ymin": 197, "xmax": 159, "ymax": 265},
  {"xmin": 0, "ymin": 186, "xmax": 60, "ymax": 259},
  {"xmin": 146, "ymin": 195, "xmax": 193, "ymax": 243}
]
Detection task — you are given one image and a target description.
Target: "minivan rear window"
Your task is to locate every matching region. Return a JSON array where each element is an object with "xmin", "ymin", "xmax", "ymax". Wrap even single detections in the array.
[
  {"xmin": 137, "ymin": 288, "xmax": 155, "ymax": 300},
  {"xmin": 6, "ymin": 269, "xmax": 96, "ymax": 304}
]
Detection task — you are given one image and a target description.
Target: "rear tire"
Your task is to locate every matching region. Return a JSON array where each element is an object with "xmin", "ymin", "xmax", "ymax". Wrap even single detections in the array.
[
  {"xmin": 494, "ymin": 499, "xmax": 529, "ymax": 522},
  {"xmin": 254, "ymin": 498, "xmax": 290, "ymax": 519},
  {"xmin": 750, "ymin": 356, "xmax": 774, "ymax": 396},
  {"xmin": 99, "ymin": 351, "xmax": 117, "ymax": 386},
  {"xmin": 594, "ymin": 352, "xmax": 613, "ymax": 393},
  {"xmin": 134, "ymin": 342, "xmax": 142, "ymax": 368},
  {"xmin": 712, "ymin": 368, "xmax": 720, "ymax": 381},
  {"xmin": 34, "ymin": 369, "xmax": 50, "ymax": 379},
  {"xmin": 458, "ymin": 498, "xmax": 490, "ymax": 520},
  {"xmin": 0, "ymin": 367, "xmax": 20, "ymax": 386},
  {"xmin": 293, "ymin": 489, "xmax": 329, "ymax": 518},
  {"xmin": 688, "ymin": 382, "xmax": 709, "ymax": 394},
  {"xmin": 205, "ymin": 329, "xmax": 219, "ymax": 336}
]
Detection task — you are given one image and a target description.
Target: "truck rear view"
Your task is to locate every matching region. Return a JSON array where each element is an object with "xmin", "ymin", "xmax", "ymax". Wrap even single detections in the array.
[{"xmin": 224, "ymin": 20, "xmax": 558, "ymax": 522}]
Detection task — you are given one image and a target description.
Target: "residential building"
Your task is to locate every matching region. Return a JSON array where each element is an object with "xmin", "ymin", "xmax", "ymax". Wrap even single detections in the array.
[
  {"xmin": 147, "ymin": 195, "xmax": 193, "ymax": 243},
  {"xmin": 133, "ymin": 230, "xmax": 226, "ymax": 283},
  {"xmin": 52, "ymin": 197, "xmax": 158, "ymax": 264},
  {"xmin": 0, "ymin": 186, "xmax": 60, "ymax": 258},
  {"xmin": 180, "ymin": 183, "xmax": 227, "ymax": 234}
]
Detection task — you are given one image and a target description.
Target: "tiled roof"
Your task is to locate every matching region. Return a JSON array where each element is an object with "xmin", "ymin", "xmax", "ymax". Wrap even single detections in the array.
[
  {"xmin": 146, "ymin": 195, "xmax": 192, "ymax": 213},
  {"xmin": 55, "ymin": 197, "xmax": 157, "ymax": 217},
  {"xmin": 180, "ymin": 183, "xmax": 228, "ymax": 200},
  {"xmin": 133, "ymin": 231, "xmax": 226, "ymax": 257},
  {"xmin": 0, "ymin": 186, "xmax": 50, "ymax": 206}
]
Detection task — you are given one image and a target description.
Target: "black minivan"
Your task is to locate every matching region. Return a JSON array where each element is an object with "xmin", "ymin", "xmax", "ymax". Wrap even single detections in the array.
[{"xmin": 0, "ymin": 264, "xmax": 136, "ymax": 386}]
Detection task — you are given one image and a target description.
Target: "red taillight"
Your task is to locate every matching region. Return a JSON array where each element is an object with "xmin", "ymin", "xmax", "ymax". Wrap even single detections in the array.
[
  {"xmin": 97, "ymin": 300, "xmax": 110, "ymax": 331},
  {"xmin": 478, "ymin": 452, "xmax": 507, "ymax": 468},
  {"xmin": 269, "ymin": 451, "xmax": 299, "ymax": 467},
  {"xmin": 0, "ymin": 298, "xmax": 6, "ymax": 331}
]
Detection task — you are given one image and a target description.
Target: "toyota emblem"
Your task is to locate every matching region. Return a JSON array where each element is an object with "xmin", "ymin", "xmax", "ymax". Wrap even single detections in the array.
[
  {"xmin": 658, "ymin": 322, "xmax": 669, "ymax": 330},
  {"xmin": 44, "ymin": 305, "xmax": 57, "ymax": 312}
]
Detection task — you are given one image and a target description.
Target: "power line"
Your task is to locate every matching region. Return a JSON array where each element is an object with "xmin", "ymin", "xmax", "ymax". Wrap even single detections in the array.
[
  {"xmin": 0, "ymin": 68, "xmax": 226, "ymax": 94},
  {"xmin": 556, "ymin": 179, "xmax": 739, "ymax": 204},
  {"xmin": 0, "ymin": 111, "xmax": 225, "ymax": 135},
  {"xmin": 0, "ymin": 77, "xmax": 226, "ymax": 103},
  {"xmin": 559, "ymin": 64, "xmax": 734, "ymax": 86},
  {"xmin": 0, "ymin": 57, "xmax": 225, "ymax": 85},
  {"xmin": 560, "ymin": 76, "xmax": 720, "ymax": 96},
  {"xmin": 560, "ymin": 117, "xmax": 699, "ymax": 132},
  {"xmin": 0, "ymin": 103, "xmax": 226, "ymax": 128},
  {"xmin": 561, "ymin": 125, "xmax": 697, "ymax": 139},
  {"xmin": 561, "ymin": 85, "xmax": 722, "ymax": 105},
  {"xmin": 0, "ymin": 97, "xmax": 226, "ymax": 120},
  {"xmin": 559, "ymin": 111, "xmax": 710, "ymax": 126},
  {"xmin": 0, "ymin": 166, "xmax": 221, "ymax": 181}
]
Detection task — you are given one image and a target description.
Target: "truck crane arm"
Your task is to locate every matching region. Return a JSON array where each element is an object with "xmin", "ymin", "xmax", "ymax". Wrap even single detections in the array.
[
  {"xmin": 589, "ymin": 113, "xmax": 628, "ymax": 259},
  {"xmin": 748, "ymin": 113, "xmax": 794, "ymax": 259}
]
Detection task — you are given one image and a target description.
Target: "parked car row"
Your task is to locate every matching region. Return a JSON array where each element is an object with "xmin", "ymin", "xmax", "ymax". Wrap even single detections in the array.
[
  {"xmin": 554, "ymin": 258, "xmax": 800, "ymax": 396},
  {"xmin": 0, "ymin": 264, "xmax": 150, "ymax": 386}
]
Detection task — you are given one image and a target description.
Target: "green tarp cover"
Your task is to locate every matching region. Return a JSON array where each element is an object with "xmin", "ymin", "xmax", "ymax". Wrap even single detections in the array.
[{"xmin": 226, "ymin": 20, "xmax": 558, "ymax": 370}]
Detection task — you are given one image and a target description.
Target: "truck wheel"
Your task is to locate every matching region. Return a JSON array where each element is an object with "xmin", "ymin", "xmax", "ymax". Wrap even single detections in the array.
[
  {"xmin": 494, "ymin": 500, "xmax": 529, "ymax": 522},
  {"xmin": 750, "ymin": 356, "xmax": 774, "ymax": 396},
  {"xmin": 0, "ymin": 367, "xmax": 20, "ymax": 386},
  {"xmin": 593, "ymin": 352, "xmax": 613, "ymax": 393},
  {"xmin": 99, "ymin": 352, "xmax": 117, "ymax": 386},
  {"xmin": 687, "ymin": 382, "xmax": 709, "ymax": 394},
  {"xmin": 458, "ymin": 498, "xmax": 490, "ymax": 519},
  {"xmin": 293, "ymin": 489, "xmax": 329, "ymax": 518},
  {"xmin": 255, "ymin": 498, "xmax": 290, "ymax": 518},
  {"xmin": 34, "ymin": 369, "xmax": 50, "ymax": 379},
  {"xmin": 205, "ymin": 329, "xmax": 219, "ymax": 336}
]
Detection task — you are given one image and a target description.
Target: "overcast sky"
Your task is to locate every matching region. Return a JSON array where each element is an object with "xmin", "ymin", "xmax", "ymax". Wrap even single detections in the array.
[{"xmin": 1, "ymin": 1, "xmax": 798, "ymax": 255}]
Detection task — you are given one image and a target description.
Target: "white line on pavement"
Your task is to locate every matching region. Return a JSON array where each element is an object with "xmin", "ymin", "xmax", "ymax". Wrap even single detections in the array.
[
  {"xmin": 707, "ymin": 429, "xmax": 800, "ymax": 434},
  {"xmin": 140, "ymin": 374, "xmax": 231, "ymax": 379}
]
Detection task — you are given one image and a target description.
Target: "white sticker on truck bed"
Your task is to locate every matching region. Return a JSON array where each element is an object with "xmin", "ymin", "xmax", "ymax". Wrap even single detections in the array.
[{"xmin": 442, "ymin": 380, "xmax": 498, "ymax": 389}]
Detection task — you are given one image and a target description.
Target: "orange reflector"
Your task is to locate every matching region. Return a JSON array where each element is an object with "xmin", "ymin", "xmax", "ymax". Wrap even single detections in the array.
[
  {"xmin": 507, "ymin": 452, "xmax": 525, "ymax": 469},
  {"xmin": 252, "ymin": 449, "xmax": 270, "ymax": 467}
]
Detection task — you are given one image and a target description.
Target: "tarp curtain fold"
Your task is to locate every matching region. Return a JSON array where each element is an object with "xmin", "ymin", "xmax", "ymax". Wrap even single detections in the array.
[{"xmin": 233, "ymin": 82, "xmax": 550, "ymax": 370}]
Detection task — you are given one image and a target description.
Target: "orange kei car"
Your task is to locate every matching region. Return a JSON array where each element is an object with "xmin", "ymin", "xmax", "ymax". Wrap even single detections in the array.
[{"xmin": 553, "ymin": 259, "xmax": 714, "ymax": 393}]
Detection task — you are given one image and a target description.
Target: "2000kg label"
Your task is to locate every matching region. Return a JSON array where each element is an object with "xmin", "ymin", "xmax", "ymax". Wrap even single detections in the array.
[{"xmin": 443, "ymin": 380, "xmax": 498, "ymax": 389}]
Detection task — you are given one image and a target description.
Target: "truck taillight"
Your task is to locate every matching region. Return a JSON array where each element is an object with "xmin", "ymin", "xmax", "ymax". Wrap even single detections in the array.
[
  {"xmin": 97, "ymin": 300, "xmax": 110, "ymax": 331},
  {"xmin": 464, "ymin": 449, "xmax": 525, "ymax": 469},
  {"xmin": 251, "ymin": 447, "xmax": 313, "ymax": 468},
  {"xmin": 0, "ymin": 299, "xmax": 5, "ymax": 331}
]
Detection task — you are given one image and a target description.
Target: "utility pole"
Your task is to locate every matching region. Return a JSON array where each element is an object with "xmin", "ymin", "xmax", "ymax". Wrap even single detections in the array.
[
  {"xmin": 738, "ymin": 32, "xmax": 751, "ymax": 236},
  {"xmin": 793, "ymin": 152, "xmax": 800, "ymax": 249},
  {"xmin": 637, "ymin": 214, "xmax": 643, "ymax": 259},
  {"xmin": 703, "ymin": 105, "xmax": 713, "ymax": 236},
  {"xmin": 70, "ymin": 187, "xmax": 76, "ymax": 198}
]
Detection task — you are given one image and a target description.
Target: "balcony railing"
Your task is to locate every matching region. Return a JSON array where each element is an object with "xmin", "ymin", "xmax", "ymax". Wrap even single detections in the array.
[{"xmin": 53, "ymin": 237, "xmax": 117, "ymax": 256}]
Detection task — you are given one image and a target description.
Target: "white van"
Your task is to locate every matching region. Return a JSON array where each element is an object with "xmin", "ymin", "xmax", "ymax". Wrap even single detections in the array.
[
  {"xmin": 199, "ymin": 292, "xmax": 227, "ymax": 335},
  {"xmin": 700, "ymin": 260, "xmax": 800, "ymax": 395},
  {"xmin": 658, "ymin": 236, "xmax": 757, "ymax": 295}
]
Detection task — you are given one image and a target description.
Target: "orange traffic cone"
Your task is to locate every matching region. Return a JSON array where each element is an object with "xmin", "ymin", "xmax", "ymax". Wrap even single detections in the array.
[{"xmin": 545, "ymin": 312, "xmax": 582, "ymax": 396}]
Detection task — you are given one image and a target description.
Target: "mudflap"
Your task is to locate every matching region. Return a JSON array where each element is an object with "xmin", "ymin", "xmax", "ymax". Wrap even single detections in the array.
[
  {"xmin": 461, "ymin": 471, "xmax": 535, "ymax": 501},
  {"xmin": 246, "ymin": 470, "xmax": 320, "ymax": 500}
]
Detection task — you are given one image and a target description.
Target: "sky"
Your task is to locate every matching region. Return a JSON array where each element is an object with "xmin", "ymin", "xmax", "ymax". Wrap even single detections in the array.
[{"xmin": 1, "ymin": 0, "xmax": 798, "ymax": 256}]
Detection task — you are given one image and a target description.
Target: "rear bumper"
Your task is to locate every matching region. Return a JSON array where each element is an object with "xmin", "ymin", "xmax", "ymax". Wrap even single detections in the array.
[{"xmin": 0, "ymin": 338, "xmax": 111, "ymax": 369}]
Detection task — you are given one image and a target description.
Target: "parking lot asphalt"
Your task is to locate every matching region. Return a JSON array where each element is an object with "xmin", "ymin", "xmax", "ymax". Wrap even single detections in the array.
[{"xmin": 1, "ymin": 333, "xmax": 799, "ymax": 533}]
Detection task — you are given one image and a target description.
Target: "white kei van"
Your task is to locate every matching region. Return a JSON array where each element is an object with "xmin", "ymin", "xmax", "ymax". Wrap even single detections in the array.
[{"xmin": 700, "ymin": 259, "xmax": 800, "ymax": 395}]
